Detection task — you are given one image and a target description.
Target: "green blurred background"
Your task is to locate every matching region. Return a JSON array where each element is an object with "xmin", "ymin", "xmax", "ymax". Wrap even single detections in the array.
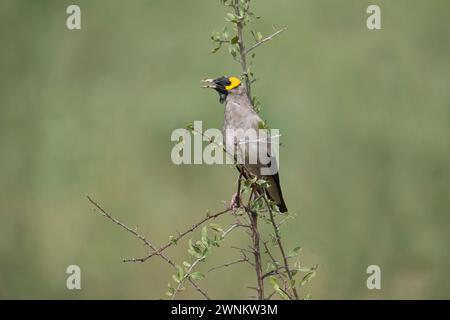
[{"xmin": 1, "ymin": 0, "xmax": 449, "ymax": 299}]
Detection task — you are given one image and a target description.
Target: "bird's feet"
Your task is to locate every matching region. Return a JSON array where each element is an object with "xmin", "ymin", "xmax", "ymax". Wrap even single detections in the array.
[{"xmin": 230, "ymin": 192, "xmax": 242, "ymax": 211}]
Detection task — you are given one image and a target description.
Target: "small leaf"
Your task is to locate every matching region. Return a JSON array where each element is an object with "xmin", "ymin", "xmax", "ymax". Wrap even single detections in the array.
[
  {"xmin": 188, "ymin": 239, "xmax": 199, "ymax": 257},
  {"xmin": 230, "ymin": 36, "xmax": 239, "ymax": 44},
  {"xmin": 276, "ymin": 287, "xmax": 289, "ymax": 300},
  {"xmin": 201, "ymin": 226, "xmax": 209, "ymax": 245},
  {"xmin": 269, "ymin": 276, "xmax": 279, "ymax": 289},
  {"xmin": 176, "ymin": 265, "xmax": 185, "ymax": 281},
  {"xmin": 258, "ymin": 120, "xmax": 268, "ymax": 130},
  {"xmin": 165, "ymin": 285, "xmax": 176, "ymax": 297},
  {"xmin": 209, "ymin": 223, "xmax": 223, "ymax": 233},
  {"xmin": 172, "ymin": 275, "xmax": 180, "ymax": 283},
  {"xmin": 288, "ymin": 246, "xmax": 302, "ymax": 258},
  {"xmin": 256, "ymin": 32, "xmax": 263, "ymax": 41},
  {"xmin": 226, "ymin": 13, "xmax": 236, "ymax": 21},
  {"xmin": 169, "ymin": 235, "xmax": 177, "ymax": 245},
  {"xmin": 190, "ymin": 272, "xmax": 205, "ymax": 280},
  {"xmin": 301, "ymin": 271, "xmax": 316, "ymax": 286},
  {"xmin": 229, "ymin": 46, "xmax": 237, "ymax": 58}
]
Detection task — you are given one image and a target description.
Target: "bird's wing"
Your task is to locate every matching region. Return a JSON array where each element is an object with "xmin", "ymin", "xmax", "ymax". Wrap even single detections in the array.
[
  {"xmin": 263, "ymin": 156, "xmax": 288, "ymax": 213},
  {"xmin": 241, "ymin": 112, "xmax": 288, "ymax": 213}
]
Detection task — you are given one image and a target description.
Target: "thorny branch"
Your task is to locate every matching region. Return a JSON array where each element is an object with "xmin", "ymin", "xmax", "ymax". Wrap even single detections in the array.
[
  {"xmin": 207, "ymin": 257, "xmax": 248, "ymax": 274},
  {"xmin": 124, "ymin": 207, "xmax": 231, "ymax": 263},
  {"xmin": 87, "ymin": 196, "xmax": 211, "ymax": 300},
  {"xmin": 262, "ymin": 195, "xmax": 300, "ymax": 300}
]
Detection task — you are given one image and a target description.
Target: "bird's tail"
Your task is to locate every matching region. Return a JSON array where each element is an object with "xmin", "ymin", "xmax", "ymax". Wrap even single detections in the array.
[
  {"xmin": 265, "ymin": 173, "xmax": 288, "ymax": 213},
  {"xmin": 277, "ymin": 198, "xmax": 288, "ymax": 213}
]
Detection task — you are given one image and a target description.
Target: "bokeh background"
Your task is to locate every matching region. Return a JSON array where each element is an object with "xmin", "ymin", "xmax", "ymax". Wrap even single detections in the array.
[{"xmin": 1, "ymin": 0, "xmax": 449, "ymax": 299}]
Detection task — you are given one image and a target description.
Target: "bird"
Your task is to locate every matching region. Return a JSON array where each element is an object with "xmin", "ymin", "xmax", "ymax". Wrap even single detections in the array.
[{"xmin": 201, "ymin": 76, "xmax": 288, "ymax": 213}]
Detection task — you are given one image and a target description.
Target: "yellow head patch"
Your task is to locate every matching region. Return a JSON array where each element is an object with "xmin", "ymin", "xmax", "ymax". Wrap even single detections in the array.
[{"xmin": 225, "ymin": 77, "xmax": 241, "ymax": 91}]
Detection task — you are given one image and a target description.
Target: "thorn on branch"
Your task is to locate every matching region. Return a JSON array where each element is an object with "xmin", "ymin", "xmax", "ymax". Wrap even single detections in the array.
[{"xmin": 207, "ymin": 257, "xmax": 248, "ymax": 274}]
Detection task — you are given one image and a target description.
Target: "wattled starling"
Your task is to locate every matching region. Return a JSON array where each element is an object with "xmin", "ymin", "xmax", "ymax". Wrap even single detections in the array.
[{"xmin": 201, "ymin": 76, "xmax": 288, "ymax": 213}]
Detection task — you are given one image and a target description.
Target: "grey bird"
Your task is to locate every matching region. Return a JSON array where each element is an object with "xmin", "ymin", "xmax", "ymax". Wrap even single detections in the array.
[{"xmin": 202, "ymin": 76, "xmax": 288, "ymax": 213}]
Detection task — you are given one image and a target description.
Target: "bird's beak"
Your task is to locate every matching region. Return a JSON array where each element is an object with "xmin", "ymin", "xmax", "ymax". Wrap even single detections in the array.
[{"xmin": 200, "ymin": 78, "xmax": 217, "ymax": 89}]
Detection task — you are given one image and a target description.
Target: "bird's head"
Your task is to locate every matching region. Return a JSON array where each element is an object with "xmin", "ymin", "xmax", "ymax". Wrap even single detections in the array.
[{"xmin": 201, "ymin": 76, "xmax": 243, "ymax": 103}]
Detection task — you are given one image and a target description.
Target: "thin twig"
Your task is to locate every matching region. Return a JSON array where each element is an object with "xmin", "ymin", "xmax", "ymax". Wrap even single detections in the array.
[
  {"xmin": 87, "ymin": 196, "xmax": 211, "ymax": 300},
  {"xmin": 207, "ymin": 258, "xmax": 248, "ymax": 274},
  {"xmin": 125, "ymin": 207, "xmax": 231, "ymax": 263},
  {"xmin": 245, "ymin": 27, "xmax": 287, "ymax": 55}
]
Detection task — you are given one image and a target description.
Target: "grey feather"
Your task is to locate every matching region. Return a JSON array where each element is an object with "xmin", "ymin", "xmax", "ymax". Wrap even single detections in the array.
[{"xmin": 222, "ymin": 85, "xmax": 288, "ymax": 213}]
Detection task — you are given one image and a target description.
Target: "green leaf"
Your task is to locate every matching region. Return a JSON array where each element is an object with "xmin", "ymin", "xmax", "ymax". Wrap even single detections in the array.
[
  {"xmin": 266, "ymin": 261, "xmax": 276, "ymax": 272},
  {"xmin": 301, "ymin": 271, "xmax": 316, "ymax": 286},
  {"xmin": 226, "ymin": 12, "xmax": 236, "ymax": 22},
  {"xmin": 256, "ymin": 31, "xmax": 263, "ymax": 41},
  {"xmin": 182, "ymin": 261, "xmax": 191, "ymax": 268},
  {"xmin": 188, "ymin": 239, "xmax": 200, "ymax": 257},
  {"xmin": 166, "ymin": 284, "xmax": 175, "ymax": 295},
  {"xmin": 209, "ymin": 223, "xmax": 223, "ymax": 233},
  {"xmin": 230, "ymin": 36, "xmax": 239, "ymax": 44},
  {"xmin": 175, "ymin": 265, "xmax": 185, "ymax": 281},
  {"xmin": 288, "ymin": 246, "xmax": 302, "ymax": 258},
  {"xmin": 276, "ymin": 287, "xmax": 289, "ymax": 300},
  {"xmin": 172, "ymin": 275, "xmax": 180, "ymax": 283},
  {"xmin": 269, "ymin": 276, "xmax": 279, "ymax": 289},
  {"xmin": 201, "ymin": 226, "xmax": 209, "ymax": 245},
  {"xmin": 257, "ymin": 120, "xmax": 268, "ymax": 129},
  {"xmin": 188, "ymin": 240, "xmax": 204, "ymax": 258},
  {"xmin": 190, "ymin": 272, "xmax": 205, "ymax": 280},
  {"xmin": 169, "ymin": 235, "xmax": 177, "ymax": 245},
  {"xmin": 229, "ymin": 46, "xmax": 237, "ymax": 58}
]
